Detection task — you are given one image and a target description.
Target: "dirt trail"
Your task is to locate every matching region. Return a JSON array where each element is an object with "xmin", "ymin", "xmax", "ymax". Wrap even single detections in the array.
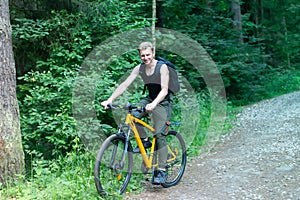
[{"xmin": 126, "ymin": 91, "xmax": 300, "ymax": 200}]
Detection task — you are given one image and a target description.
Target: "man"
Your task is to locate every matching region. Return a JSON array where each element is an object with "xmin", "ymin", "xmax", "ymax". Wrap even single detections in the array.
[{"xmin": 101, "ymin": 41, "xmax": 172, "ymax": 184}]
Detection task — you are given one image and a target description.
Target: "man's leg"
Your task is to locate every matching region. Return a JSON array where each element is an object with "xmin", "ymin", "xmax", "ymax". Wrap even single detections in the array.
[
  {"xmin": 132, "ymin": 98, "xmax": 152, "ymax": 153},
  {"xmin": 151, "ymin": 100, "xmax": 172, "ymax": 184}
]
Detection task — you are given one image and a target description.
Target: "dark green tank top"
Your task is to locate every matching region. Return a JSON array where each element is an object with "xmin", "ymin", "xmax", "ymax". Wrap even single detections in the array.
[{"xmin": 139, "ymin": 61, "xmax": 170, "ymax": 100}]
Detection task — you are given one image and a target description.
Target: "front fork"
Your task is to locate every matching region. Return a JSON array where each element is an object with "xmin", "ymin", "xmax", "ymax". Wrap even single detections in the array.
[{"xmin": 113, "ymin": 125, "xmax": 131, "ymax": 170}]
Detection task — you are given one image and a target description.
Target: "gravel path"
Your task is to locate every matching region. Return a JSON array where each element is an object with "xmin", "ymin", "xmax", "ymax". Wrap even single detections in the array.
[{"xmin": 126, "ymin": 91, "xmax": 300, "ymax": 200}]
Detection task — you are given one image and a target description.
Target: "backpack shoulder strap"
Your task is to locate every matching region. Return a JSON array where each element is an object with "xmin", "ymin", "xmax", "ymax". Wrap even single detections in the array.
[
  {"xmin": 155, "ymin": 60, "xmax": 164, "ymax": 74},
  {"xmin": 139, "ymin": 62, "xmax": 145, "ymax": 72},
  {"xmin": 140, "ymin": 63, "xmax": 147, "ymax": 94}
]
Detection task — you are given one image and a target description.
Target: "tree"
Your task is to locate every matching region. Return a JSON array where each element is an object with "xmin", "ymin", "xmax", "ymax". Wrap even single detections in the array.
[
  {"xmin": 152, "ymin": 0, "xmax": 156, "ymax": 46},
  {"xmin": 231, "ymin": 0, "xmax": 243, "ymax": 43},
  {"xmin": 0, "ymin": 0, "xmax": 25, "ymax": 185}
]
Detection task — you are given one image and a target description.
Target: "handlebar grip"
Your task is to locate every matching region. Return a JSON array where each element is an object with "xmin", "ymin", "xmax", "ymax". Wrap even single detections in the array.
[
  {"xmin": 105, "ymin": 103, "xmax": 145, "ymax": 112},
  {"xmin": 107, "ymin": 104, "xmax": 119, "ymax": 109},
  {"xmin": 136, "ymin": 106, "xmax": 146, "ymax": 113}
]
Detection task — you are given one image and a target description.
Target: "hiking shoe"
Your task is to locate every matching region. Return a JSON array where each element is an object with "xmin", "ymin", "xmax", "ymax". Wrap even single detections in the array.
[
  {"xmin": 133, "ymin": 139, "xmax": 152, "ymax": 153},
  {"xmin": 152, "ymin": 170, "xmax": 167, "ymax": 185}
]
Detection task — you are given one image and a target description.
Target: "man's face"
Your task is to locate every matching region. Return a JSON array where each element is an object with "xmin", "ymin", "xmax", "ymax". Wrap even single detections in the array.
[{"xmin": 139, "ymin": 47, "xmax": 155, "ymax": 65}]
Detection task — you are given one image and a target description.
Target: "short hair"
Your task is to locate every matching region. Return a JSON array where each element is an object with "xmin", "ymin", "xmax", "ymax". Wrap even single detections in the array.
[{"xmin": 138, "ymin": 42, "xmax": 154, "ymax": 52}]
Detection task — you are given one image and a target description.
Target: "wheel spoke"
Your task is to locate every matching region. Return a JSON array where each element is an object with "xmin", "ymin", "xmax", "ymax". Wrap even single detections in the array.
[
  {"xmin": 94, "ymin": 134, "xmax": 133, "ymax": 196},
  {"xmin": 162, "ymin": 131, "xmax": 186, "ymax": 187}
]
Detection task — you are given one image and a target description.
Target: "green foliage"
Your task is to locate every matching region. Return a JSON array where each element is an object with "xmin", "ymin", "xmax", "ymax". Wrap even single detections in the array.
[
  {"xmin": 153, "ymin": 0, "xmax": 300, "ymax": 105},
  {"xmin": 14, "ymin": 0, "xmax": 151, "ymax": 160},
  {"xmin": 73, "ymin": 0, "xmax": 151, "ymax": 42},
  {"xmin": 241, "ymin": 69, "xmax": 300, "ymax": 104},
  {"xmin": 185, "ymin": 92, "xmax": 211, "ymax": 157},
  {"xmin": 16, "ymin": 11, "xmax": 93, "ymax": 159},
  {"xmin": 0, "ymin": 145, "xmax": 104, "ymax": 199},
  {"xmin": 256, "ymin": 0, "xmax": 300, "ymax": 68},
  {"xmin": 12, "ymin": 10, "xmax": 91, "ymax": 75}
]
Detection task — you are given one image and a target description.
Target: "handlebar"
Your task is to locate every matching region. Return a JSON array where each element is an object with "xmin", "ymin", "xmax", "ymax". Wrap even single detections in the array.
[
  {"xmin": 107, "ymin": 103, "xmax": 146, "ymax": 113},
  {"xmin": 106, "ymin": 103, "xmax": 180, "ymax": 126}
]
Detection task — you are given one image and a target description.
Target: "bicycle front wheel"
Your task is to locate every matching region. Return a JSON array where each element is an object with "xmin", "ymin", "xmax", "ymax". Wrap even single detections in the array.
[
  {"xmin": 94, "ymin": 134, "xmax": 133, "ymax": 196},
  {"xmin": 162, "ymin": 130, "xmax": 187, "ymax": 188}
]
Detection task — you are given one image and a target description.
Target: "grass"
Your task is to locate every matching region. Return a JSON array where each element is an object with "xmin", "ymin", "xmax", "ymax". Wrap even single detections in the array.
[
  {"xmin": 0, "ymin": 144, "xmax": 147, "ymax": 199},
  {"xmin": 233, "ymin": 68, "xmax": 300, "ymax": 106},
  {"xmin": 262, "ymin": 69, "xmax": 300, "ymax": 99},
  {"xmin": 0, "ymin": 150, "xmax": 103, "ymax": 200}
]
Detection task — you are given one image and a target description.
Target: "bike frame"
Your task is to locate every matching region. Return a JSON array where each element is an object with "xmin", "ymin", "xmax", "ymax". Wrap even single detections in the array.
[
  {"xmin": 124, "ymin": 112, "xmax": 156, "ymax": 169},
  {"xmin": 123, "ymin": 111, "xmax": 177, "ymax": 170}
]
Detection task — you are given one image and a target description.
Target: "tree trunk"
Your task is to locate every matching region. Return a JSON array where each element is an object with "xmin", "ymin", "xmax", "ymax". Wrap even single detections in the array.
[
  {"xmin": 152, "ymin": 0, "xmax": 156, "ymax": 48},
  {"xmin": 253, "ymin": 0, "xmax": 259, "ymax": 37},
  {"xmin": 230, "ymin": 0, "xmax": 243, "ymax": 44},
  {"xmin": 206, "ymin": 0, "xmax": 211, "ymax": 8},
  {"xmin": 156, "ymin": 0, "xmax": 164, "ymax": 28},
  {"xmin": 282, "ymin": 15, "xmax": 291, "ymax": 69},
  {"xmin": 0, "ymin": 0, "xmax": 25, "ymax": 186}
]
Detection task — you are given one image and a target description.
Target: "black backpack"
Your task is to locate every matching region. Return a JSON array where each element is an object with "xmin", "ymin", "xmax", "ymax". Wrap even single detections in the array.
[
  {"xmin": 142, "ymin": 57, "xmax": 180, "ymax": 94},
  {"xmin": 157, "ymin": 57, "xmax": 180, "ymax": 94}
]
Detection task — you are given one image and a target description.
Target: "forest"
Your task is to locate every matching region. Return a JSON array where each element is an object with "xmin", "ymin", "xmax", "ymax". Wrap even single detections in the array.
[{"xmin": 0, "ymin": 0, "xmax": 299, "ymax": 199}]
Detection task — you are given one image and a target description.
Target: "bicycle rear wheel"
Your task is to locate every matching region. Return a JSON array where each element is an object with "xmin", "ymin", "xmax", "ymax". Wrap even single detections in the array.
[
  {"xmin": 162, "ymin": 130, "xmax": 187, "ymax": 188},
  {"xmin": 94, "ymin": 134, "xmax": 133, "ymax": 196}
]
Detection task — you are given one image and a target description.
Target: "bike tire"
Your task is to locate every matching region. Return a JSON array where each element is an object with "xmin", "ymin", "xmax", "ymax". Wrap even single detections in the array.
[
  {"xmin": 94, "ymin": 134, "xmax": 133, "ymax": 196},
  {"xmin": 161, "ymin": 130, "xmax": 187, "ymax": 188}
]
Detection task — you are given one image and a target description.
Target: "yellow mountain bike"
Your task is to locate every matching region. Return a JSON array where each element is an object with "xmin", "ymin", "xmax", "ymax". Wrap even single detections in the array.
[{"xmin": 94, "ymin": 103, "xmax": 186, "ymax": 196}]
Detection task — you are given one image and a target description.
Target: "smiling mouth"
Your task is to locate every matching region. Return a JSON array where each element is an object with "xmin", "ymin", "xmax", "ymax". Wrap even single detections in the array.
[{"xmin": 145, "ymin": 58, "xmax": 153, "ymax": 63}]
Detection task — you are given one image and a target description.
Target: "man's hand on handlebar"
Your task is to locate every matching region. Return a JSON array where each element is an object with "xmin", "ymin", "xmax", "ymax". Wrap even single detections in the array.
[
  {"xmin": 101, "ymin": 100, "xmax": 112, "ymax": 109},
  {"xmin": 145, "ymin": 102, "xmax": 157, "ymax": 111}
]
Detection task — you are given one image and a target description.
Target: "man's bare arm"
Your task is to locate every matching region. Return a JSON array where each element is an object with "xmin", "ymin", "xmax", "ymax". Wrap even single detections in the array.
[{"xmin": 101, "ymin": 65, "xmax": 140, "ymax": 108}]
